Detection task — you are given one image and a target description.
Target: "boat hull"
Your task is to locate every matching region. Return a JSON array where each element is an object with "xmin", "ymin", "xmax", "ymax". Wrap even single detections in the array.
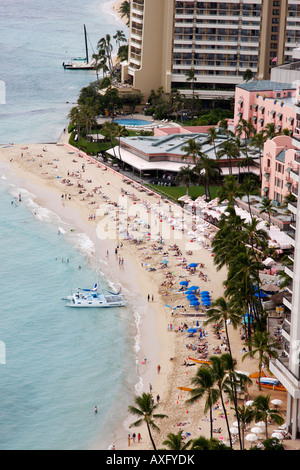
[{"xmin": 67, "ymin": 301, "xmax": 125, "ymax": 307}]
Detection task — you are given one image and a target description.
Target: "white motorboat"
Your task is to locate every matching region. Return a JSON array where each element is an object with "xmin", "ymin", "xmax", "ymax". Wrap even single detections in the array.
[{"xmin": 65, "ymin": 283, "xmax": 126, "ymax": 308}]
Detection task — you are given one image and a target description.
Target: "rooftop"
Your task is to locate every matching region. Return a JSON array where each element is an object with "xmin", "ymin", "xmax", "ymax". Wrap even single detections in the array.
[
  {"xmin": 237, "ymin": 80, "xmax": 296, "ymax": 92},
  {"xmin": 120, "ymin": 133, "xmax": 227, "ymax": 160}
]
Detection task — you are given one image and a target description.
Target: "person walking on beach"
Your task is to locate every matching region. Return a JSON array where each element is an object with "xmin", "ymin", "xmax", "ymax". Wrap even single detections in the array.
[
  {"xmin": 138, "ymin": 433, "xmax": 141, "ymax": 443},
  {"xmin": 157, "ymin": 364, "xmax": 161, "ymax": 374},
  {"xmin": 148, "ymin": 294, "xmax": 150, "ymax": 302}
]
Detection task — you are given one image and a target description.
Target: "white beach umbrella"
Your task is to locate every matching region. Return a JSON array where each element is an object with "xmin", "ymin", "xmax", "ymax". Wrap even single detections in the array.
[
  {"xmin": 230, "ymin": 427, "xmax": 239, "ymax": 435},
  {"xmin": 246, "ymin": 433, "xmax": 257, "ymax": 442},
  {"xmin": 271, "ymin": 399, "xmax": 283, "ymax": 406},
  {"xmin": 255, "ymin": 421, "xmax": 265, "ymax": 428},
  {"xmin": 232, "ymin": 421, "xmax": 239, "ymax": 427},
  {"xmin": 251, "ymin": 427, "xmax": 263, "ymax": 434},
  {"xmin": 245, "ymin": 400, "xmax": 254, "ymax": 406},
  {"xmin": 272, "ymin": 432, "xmax": 284, "ymax": 439}
]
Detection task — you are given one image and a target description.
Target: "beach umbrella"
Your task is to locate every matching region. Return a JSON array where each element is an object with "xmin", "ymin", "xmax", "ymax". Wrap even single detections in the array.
[
  {"xmin": 186, "ymin": 294, "xmax": 197, "ymax": 300},
  {"xmin": 251, "ymin": 427, "xmax": 263, "ymax": 434},
  {"xmin": 272, "ymin": 432, "xmax": 284, "ymax": 440},
  {"xmin": 230, "ymin": 428, "xmax": 239, "ymax": 435},
  {"xmin": 255, "ymin": 421, "xmax": 265, "ymax": 428},
  {"xmin": 201, "ymin": 291, "xmax": 210, "ymax": 295},
  {"xmin": 245, "ymin": 433, "xmax": 257, "ymax": 442},
  {"xmin": 161, "ymin": 259, "xmax": 168, "ymax": 264},
  {"xmin": 245, "ymin": 400, "xmax": 254, "ymax": 406},
  {"xmin": 189, "ymin": 263, "xmax": 198, "ymax": 268},
  {"xmin": 187, "ymin": 328, "xmax": 197, "ymax": 333},
  {"xmin": 188, "ymin": 286, "xmax": 199, "ymax": 291},
  {"xmin": 271, "ymin": 399, "xmax": 283, "ymax": 406},
  {"xmin": 254, "ymin": 291, "xmax": 268, "ymax": 298},
  {"xmin": 180, "ymin": 281, "xmax": 189, "ymax": 286},
  {"xmin": 190, "ymin": 301, "xmax": 200, "ymax": 306},
  {"xmin": 232, "ymin": 421, "xmax": 239, "ymax": 427}
]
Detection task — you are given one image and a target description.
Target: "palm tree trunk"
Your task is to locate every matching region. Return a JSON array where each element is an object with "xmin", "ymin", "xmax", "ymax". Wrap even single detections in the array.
[
  {"xmin": 209, "ymin": 404, "xmax": 213, "ymax": 439},
  {"xmin": 219, "ymin": 389, "xmax": 232, "ymax": 448},
  {"xmin": 147, "ymin": 422, "xmax": 156, "ymax": 450}
]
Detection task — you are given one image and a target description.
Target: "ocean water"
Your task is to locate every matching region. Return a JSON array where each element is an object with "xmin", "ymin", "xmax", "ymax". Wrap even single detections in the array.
[
  {"xmin": 0, "ymin": 0, "xmax": 138, "ymax": 450},
  {"xmin": 0, "ymin": 175, "xmax": 138, "ymax": 450},
  {"xmin": 0, "ymin": 0, "xmax": 126, "ymax": 144}
]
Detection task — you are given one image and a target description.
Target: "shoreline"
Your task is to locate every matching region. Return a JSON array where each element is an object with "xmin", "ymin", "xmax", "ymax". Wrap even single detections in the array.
[{"xmin": 0, "ymin": 147, "xmax": 161, "ymax": 450}]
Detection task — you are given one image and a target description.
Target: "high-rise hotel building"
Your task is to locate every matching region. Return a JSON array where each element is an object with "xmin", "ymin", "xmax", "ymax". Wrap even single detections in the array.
[
  {"xmin": 122, "ymin": 0, "xmax": 300, "ymax": 100},
  {"xmin": 268, "ymin": 83, "xmax": 300, "ymax": 440}
]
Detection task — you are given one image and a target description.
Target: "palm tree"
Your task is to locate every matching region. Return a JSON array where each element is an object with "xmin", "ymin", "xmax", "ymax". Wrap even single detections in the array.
[
  {"xmin": 235, "ymin": 118, "xmax": 256, "ymax": 173},
  {"xmin": 181, "ymin": 138, "xmax": 202, "ymax": 165},
  {"xmin": 225, "ymin": 247, "xmax": 261, "ymax": 339},
  {"xmin": 186, "ymin": 366, "xmax": 219, "ymax": 439},
  {"xmin": 217, "ymin": 139, "xmax": 239, "ymax": 175},
  {"xmin": 162, "ymin": 431, "xmax": 191, "ymax": 450},
  {"xmin": 118, "ymin": 0, "xmax": 130, "ymax": 26},
  {"xmin": 259, "ymin": 197, "xmax": 278, "ymax": 227},
  {"xmin": 185, "ymin": 68, "xmax": 197, "ymax": 110},
  {"xmin": 206, "ymin": 127, "xmax": 219, "ymax": 160},
  {"xmin": 235, "ymin": 404, "xmax": 255, "ymax": 450},
  {"xmin": 190, "ymin": 436, "xmax": 231, "ymax": 450},
  {"xmin": 250, "ymin": 131, "xmax": 266, "ymax": 181},
  {"xmin": 221, "ymin": 353, "xmax": 243, "ymax": 450},
  {"xmin": 217, "ymin": 174, "xmax": 243, "ymax": 207},
  {"xmin": 205, "ymin": 297, "xmax": 241, "ymax": 358},
  {"xmin": 128, "ymin": 392, "xmax": 168, "ymax": 450},
  {"xmin": 252, "ymin": 395, "xmax": 284, "ymax": 439},
  {"xmin": 263, "ymin": 122, "xmax": 277, "ymax": 141},
  {"xmin": 207, "ymin": 355, "xmax": 234, "ymax": 448},
  {"xmin": 113, "ymin": 30, "xmax": 127, "ymax": 51},
  {"xmin": 240, "ymin": 176, "xmax": 259, "ymax": 218},
  {"xmin": 97, "ymin": 34, "xmax": 114, "ymax": 76},
  {"xmin": 242, "ymin": 330, "xmax": 281, "ymax": 391},
  {"xmin": 176, "ymin": 166, "xmax": 195, "ymax": 196},
  {"xmin": 212, "ymin": 206, "xmax": 245, "ymax": 271},
  {"xmin": 195, "ymin": 155, "xmax": 220, "ymax": 201}
]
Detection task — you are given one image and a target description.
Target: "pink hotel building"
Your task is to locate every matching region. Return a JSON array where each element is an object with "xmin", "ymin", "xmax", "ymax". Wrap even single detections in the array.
[{"xmin": 233, "ymin": 80, "xmax": 300, "ymax": 204}]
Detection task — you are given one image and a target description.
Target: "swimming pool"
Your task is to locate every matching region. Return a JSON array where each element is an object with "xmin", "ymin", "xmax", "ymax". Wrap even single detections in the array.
[{"xmin": 114, "ymin": 118, "xmax": 150, "ymax": 126}]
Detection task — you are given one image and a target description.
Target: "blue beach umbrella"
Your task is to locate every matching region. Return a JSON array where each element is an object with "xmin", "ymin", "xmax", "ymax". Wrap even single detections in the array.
[
  {"xmin": 187, "ymin": 296, "xmax": 197, "ymax": 301},
  {"xmin": 191, "ymin": 301, "xmax": 200, "ymax": 306},
  {"xmin": 189, "ymin": 263, "xmax": 198, "ymax": 268},
  {"xmin": 187, "ymin": 328, "xmax": 197, "ymax": 333},
  {"xmin": 254, "ymin": 291, "xmax": 268, "ymax": 298},
  {"xmin": 201, "ymin": 291, "xmax": 210, "ymax": 295},
  {"xmin": 161, "ymin": 259, "xmax": 169, "ymax": 264},
  {"xmin": 189, "ymin": 286, "xmax": 199, "ymax": 291},
  {"xmin": 180, "ymin": 281, "xmax": 189, "ymax": 286}
]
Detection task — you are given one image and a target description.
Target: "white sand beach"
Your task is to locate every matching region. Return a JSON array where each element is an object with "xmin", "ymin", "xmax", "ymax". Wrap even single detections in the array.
[{"xmin": 0, "ymin": 132, "xmax": 297, "ymax": 451}]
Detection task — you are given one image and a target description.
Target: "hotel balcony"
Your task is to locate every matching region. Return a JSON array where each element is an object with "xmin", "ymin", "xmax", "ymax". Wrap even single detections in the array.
[
  {"xmin": 288, "ymin": 201, "xmax": 297, "ymax": 215},
  {"xmin": 287, "ymin": 230, "xmax": 295, "ymax": 247},
  {"xmin": 283, "ymin": 291, "xmax": 293, "ymax": 311},
  {"xmin": 284, "ymin": 263, "xmax": 294, "ymax": 281},
  {"xmin": 290, "ymin": 167, "xmax": 300, "ymax": 184},
  {"xmin": 292, "ymin": 185, "xmax": 299, "ymax": 198}
]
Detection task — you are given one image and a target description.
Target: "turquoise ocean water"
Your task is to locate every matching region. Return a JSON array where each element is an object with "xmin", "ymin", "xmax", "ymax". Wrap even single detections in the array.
[{"xmin": 0, "ymin": 0, "xmax": 138, "ymax": 450}]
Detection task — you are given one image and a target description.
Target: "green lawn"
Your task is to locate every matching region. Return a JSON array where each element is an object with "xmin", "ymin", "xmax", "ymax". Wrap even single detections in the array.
[{"xmin": 145, "ymin": 184, "xmax": 220, "ymax": 202}]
